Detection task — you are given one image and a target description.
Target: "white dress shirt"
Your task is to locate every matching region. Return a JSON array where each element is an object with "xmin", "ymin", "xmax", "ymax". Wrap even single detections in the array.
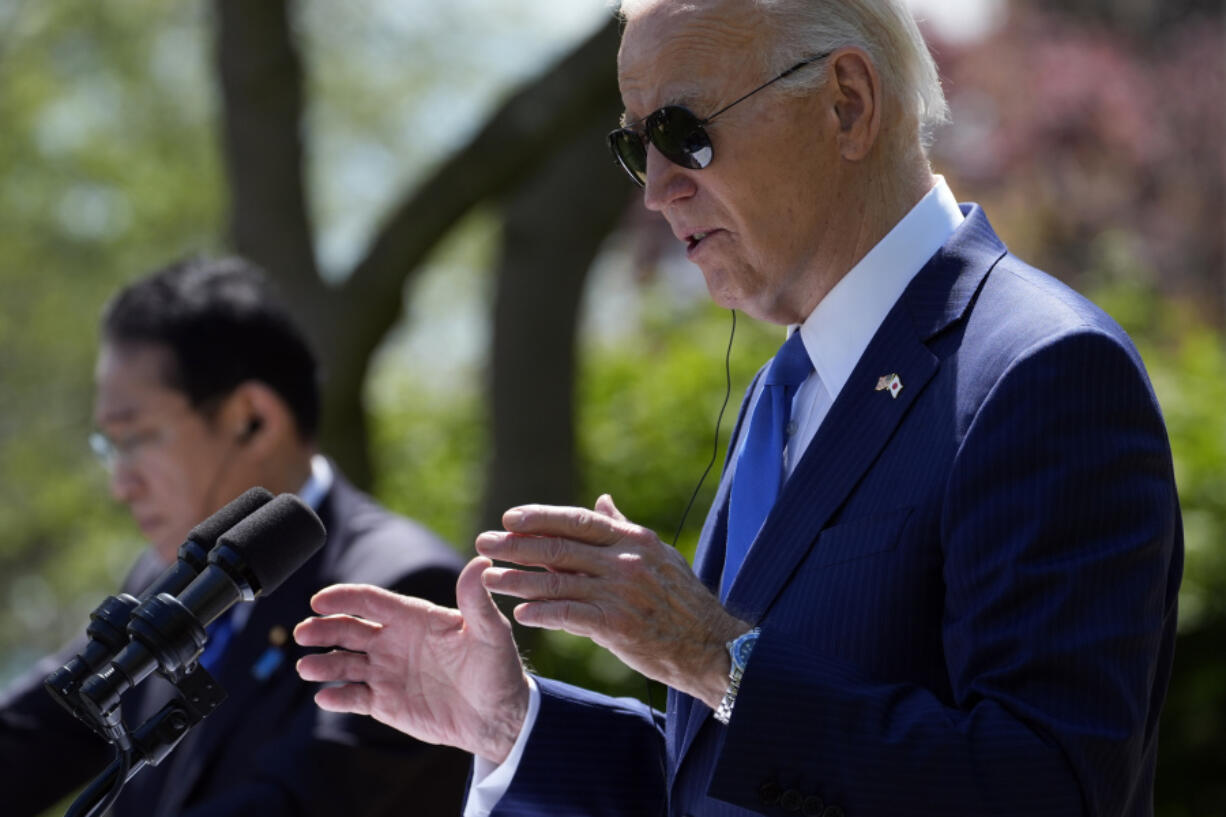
[{"xmin": 463, "ymin": 177, "xmax": 964, "ymax": 817}]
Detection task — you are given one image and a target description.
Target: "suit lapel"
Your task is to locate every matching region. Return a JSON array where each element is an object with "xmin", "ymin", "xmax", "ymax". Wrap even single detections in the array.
[
  {"xmin": 671, "ymin": 204, "xmax": 1006, "ymax": 775},
  {"xmin": 724, "ymin": 204, "xmax": 1003, "ymax": 622},
  {"xmin": 721, "ymin": 320, "xmax": 938, "ymax": 620}
]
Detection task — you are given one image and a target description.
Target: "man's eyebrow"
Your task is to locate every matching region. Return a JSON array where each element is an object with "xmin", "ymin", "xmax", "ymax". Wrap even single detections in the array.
[
  {"xmin": 95, "ymin": 406, "xmax": 139, "ymax": 426},
  {"xmin": 619, "ymin": 91, "xmax": 704, "ymax": 128}
]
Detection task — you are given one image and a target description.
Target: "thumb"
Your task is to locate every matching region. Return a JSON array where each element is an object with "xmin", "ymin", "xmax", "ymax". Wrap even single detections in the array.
[
  {"xmin": 456, "ymin": 556, "xmax": 509, "ymax": 640},
  {"xmin": 594, "ymin": 493, "xmax": 627, "ymax": 521}
]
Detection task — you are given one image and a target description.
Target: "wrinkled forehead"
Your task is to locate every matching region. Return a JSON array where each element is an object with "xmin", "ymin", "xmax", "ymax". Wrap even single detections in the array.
[{"xmin": 617, "ymin": 0, "xmax": 771, "ymax": 119}]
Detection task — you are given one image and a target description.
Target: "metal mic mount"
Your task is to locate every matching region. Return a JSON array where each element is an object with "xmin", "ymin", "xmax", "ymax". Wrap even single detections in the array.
[{"xmin": 62, "ymin": 666, "xmax": 228, "ymax": 817}]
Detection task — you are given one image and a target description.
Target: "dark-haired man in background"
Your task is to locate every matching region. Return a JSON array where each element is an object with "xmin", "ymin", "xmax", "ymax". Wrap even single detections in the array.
[{"xmin": 0, "ymin": 257, "xmax": 469, "ymax": 816}]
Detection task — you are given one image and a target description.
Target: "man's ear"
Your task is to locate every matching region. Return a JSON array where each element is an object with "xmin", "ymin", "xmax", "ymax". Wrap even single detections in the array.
[
  {"xmin": 219, "ymin": 382, "xmax": 293, "ymax": 451},
  {"xmin": 829, "ymin": 47, "xmax": 883, "ymax": 162}
]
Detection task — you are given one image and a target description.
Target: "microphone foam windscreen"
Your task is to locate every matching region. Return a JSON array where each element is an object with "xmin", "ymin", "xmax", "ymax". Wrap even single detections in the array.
[
  {"xmin": 214, "ymin": 494, "xmax": 327, "ymax": 595},
  {"xmin": 188, "ymin": 486, "xmax": 275, "ymax": 547}
]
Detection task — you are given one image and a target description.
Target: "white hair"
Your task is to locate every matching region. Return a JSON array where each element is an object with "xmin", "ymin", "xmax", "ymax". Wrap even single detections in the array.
[{"xmin": 617, "ymin": 0, "xmax": 950, "ymax": 150}]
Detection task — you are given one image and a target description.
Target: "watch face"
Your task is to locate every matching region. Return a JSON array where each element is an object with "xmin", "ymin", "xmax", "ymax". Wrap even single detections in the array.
[{"xmin": 731, "ymin": 631, "xmax": 759, "ymax": 669}]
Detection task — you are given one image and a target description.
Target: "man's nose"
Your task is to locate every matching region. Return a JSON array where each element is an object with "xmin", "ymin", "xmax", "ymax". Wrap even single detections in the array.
[
  {"xmin": 642, "ymin": 145, "xmax": 697, "ymax": 212},
  {"xmin": 108, "ymin": 460, "xmax": 143, "ymax": 504}
]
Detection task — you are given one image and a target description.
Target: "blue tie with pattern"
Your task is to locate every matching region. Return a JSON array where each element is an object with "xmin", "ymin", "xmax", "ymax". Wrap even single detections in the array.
[{"xmin": 722, "ymin": 331, "xmax": 813, "ymax": 600}]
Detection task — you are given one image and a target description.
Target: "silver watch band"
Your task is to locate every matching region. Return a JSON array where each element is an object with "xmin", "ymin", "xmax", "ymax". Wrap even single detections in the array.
[{"xmin": 714, "ymin": 627, "xmax": 760, "ymax": 725}]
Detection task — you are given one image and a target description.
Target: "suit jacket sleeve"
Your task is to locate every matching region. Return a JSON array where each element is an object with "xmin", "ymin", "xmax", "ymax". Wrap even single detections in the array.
[
  {"xmin": 708, "ymin": 329, "xmax": 1182, "ymax": 816},
  {"xmin": 0, "ymin": 644, "xmax": 114, "ymax": 817},
  {"xmin": 492, "ymin": 677, "xmax": 667, "ymax": 817},
  {"xmin": 0, "ymin": 550, "xmax": 168, "ymax": 817}
]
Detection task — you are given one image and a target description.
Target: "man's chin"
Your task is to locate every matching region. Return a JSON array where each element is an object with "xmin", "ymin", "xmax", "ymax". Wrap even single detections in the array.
[
  {"xmin": 700, "ymin": 269, "xmax": 745, "ymax": 312},
  {"xmin": 139, "ymin": 522, "xmax": 184, "ymax": 563}
]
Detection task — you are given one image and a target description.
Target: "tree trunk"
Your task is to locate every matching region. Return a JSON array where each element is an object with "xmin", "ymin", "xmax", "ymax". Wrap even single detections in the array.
[
  {"xmin": 478, "ymin": 114, "xmax": 630, "ymax": 533},
  {"xmin": 213, "ymin": 0, "xmax": 622, "ymax": 490}
]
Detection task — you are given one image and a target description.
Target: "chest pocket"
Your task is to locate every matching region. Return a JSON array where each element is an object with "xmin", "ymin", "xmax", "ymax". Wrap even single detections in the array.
[{"xmin": 809, "ymin": 506, "xmax": 914, "ymax": 569}]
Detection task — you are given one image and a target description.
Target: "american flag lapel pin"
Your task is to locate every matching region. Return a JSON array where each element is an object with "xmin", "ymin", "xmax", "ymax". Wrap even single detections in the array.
[{"xmin": 875, "ymin": 373, "xmax": 903, "ymax": 399}]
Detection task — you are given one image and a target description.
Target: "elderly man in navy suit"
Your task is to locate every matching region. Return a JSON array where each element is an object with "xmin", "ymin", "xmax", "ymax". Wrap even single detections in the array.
[{"xmin": 295, "ymin": 1, "xmax": 1183, "ymax": 815}]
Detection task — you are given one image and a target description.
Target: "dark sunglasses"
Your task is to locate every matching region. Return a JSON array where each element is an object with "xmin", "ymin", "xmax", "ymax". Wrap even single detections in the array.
[{"xmin": 607, "ymin": 52, "xmax": 832, "ymax": 187}]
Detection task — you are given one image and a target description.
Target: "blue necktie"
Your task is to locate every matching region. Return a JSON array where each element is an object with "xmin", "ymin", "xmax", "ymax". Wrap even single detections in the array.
[
  {"xmin": 198, "ymin": 609, "xmax": 237, "ymax": 674},
  {"xmin": 722, "ymin": 331, "xmax": 813, "ymax": 599}
]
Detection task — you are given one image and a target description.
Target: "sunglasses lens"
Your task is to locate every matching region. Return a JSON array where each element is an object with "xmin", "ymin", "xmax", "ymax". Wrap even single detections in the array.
[
  {"xmin": 608, "ymin": 129, "xmax": 648, "ymax": 187},
  {"xmin": 648, "ymin": 107, "xmax": 713, "ymax": 170},
  {"xmin": 607, "ymin": 106, "xmax": 715, "ymax": 187}
]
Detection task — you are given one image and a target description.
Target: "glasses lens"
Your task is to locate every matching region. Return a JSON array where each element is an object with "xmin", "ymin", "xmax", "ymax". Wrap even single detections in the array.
[
  {"xmin": 647, "ymin": 107, "xmax": 713, "ymax": 170},
  {"xmin": 607, "ymin": 129, "xmax": 648, "ymax": 187},
  {"xmin": 89, "ymin": 431, "xmax": 115, "ymax": 470}
]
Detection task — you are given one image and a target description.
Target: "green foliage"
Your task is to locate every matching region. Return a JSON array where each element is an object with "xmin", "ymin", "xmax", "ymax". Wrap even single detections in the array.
[
  {"xmin": 367, "ymin": 375, "xmax": 488, "ymax": 553},
  {"xmin": 577, "ymin": 300, "xmax": 778, "ymax": 558},
  {"xmin": 0, "ymin": 0, "xmax": 224, "ymax": 677}
]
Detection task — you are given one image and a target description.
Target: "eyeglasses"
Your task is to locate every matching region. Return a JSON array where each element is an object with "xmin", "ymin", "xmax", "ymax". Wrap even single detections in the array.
[
  {"xmin": 606, "ymin": 52, "xmax": 832, "ymax": 187},
  {"xmin": 90, "ymin": 429, "xmax": 162, "ymax": 472},
  {"xmin": 89, "ymin": 403, "xmax": 203, "ymax": 472}
]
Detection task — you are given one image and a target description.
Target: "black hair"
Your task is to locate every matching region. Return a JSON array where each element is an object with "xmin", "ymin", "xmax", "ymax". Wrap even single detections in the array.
[{"xmin": 101, "ymin": 256, "xmax": 320, "ymax": 440}]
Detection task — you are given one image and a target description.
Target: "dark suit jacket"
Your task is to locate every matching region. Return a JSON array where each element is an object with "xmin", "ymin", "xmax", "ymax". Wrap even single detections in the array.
[
  {"xmin": 490, "ymin": 207, "xmax": 1183, "ymax": 817},
  {"xmin": 1, "ymin": 470, "xmax": 470, "ymax": 817}
]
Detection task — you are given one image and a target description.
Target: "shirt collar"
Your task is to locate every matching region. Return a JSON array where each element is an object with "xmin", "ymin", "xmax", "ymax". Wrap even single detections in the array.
[
  {"xmin": 297, "ymin": 454, "xmax": 334, "ymax": 511},
  {"xmin": 794, "ymin": 176, "xmax": 964, "ymax": 400}
]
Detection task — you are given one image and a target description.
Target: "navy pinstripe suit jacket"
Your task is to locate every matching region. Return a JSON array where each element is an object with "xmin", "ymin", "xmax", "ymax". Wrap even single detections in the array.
[{"xmin": 491, "ymin": 206, "xmax": 1182, "ymax": 817}]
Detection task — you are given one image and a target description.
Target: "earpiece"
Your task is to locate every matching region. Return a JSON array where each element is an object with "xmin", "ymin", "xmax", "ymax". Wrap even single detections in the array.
[{"xmin": 237, "ymin": 416, "xmax": 264, "ymax": 444}]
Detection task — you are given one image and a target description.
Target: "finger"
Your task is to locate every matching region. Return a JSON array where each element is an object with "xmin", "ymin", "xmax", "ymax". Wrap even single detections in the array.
[
  {"xmin": 456, "ymin": 556, "xmax": 511, "ymax": 642},
  {"xmin": 501, "ymin": 504, "xmax": 626, "ymax": 546},
  {"xmin": 297, "ymin": 648, "xmax": 371, "ymax": 684},
  {"xmin": 310, "ymin": 583, "xmax": 427, "ymax": 622},
  {"xmin": 314, "ymin": 682, "xmax": 373, "ymax": 716},
  {"xmin": 512, "ymin": 599, "xmax": 602, "ymax": 639},
  {"xmin": 594, "ymin": 494, "xmax": 627, "ymax": 522},
  {"xmin": 475, "ymin": 532, "xmax": 604, "ymax": 574},
  {"xmin": 293, "ymin": 614, "xmax": 382, "ymax": 652},
  {"xmin": 481, "ymin": 565, "xmax": 591, "ymax": 601}
]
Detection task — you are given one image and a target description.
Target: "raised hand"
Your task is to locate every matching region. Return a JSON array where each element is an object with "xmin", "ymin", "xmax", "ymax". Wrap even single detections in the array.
[
  {"xmin": 476, "ymin": 495, "xmax": 750, "ymax": 709},
  {"xmin": 294, "ymin": 556, "xmax": 530, "ymax": 763}
]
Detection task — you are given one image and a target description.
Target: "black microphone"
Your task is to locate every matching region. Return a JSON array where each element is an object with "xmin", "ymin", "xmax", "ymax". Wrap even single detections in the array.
[
  {"xmin": 77, "ymin": 493, "xmax": 326, "ymax": 727},
  {"xmin": 138, "ymin": 487, "xmax": 276, "ymax": 601},
  {"xmin": 44, "ymin": 487, "xmax": 275, "ymax": 715}
]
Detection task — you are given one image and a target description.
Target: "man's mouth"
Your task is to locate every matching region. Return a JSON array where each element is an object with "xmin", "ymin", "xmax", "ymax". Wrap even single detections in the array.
[
  {"xmin": 686, "ymin": 230, "xmax": 719, "ymax": 252},
  {"xmin": 135, "ymin": 515, "xmax": 161, "ymax": 532}
]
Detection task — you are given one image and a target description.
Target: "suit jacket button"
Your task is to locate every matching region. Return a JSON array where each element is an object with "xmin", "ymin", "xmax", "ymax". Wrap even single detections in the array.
[
  {"xmin": 801, "ymin": 795, "xmax": 825, "ymax": 816},
  {"xmin": 821, "ymin": 807, "xmax": 846, "ymax": 817},
  {"xmin": 780, "ymin": 789, "xmax": 804, "ymax": 811},
  {"xmin": 759, "ymin": 781, "xmax": 783, "ymax": 805}
]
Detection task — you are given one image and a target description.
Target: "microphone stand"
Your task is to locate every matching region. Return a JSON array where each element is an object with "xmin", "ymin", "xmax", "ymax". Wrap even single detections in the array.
[{"xmin": 63, "ymin": 667, "xmax": 227, "ymax": 817}]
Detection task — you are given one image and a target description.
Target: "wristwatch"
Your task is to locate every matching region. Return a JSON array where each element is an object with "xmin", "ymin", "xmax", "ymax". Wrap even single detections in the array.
[{"xmin": 714, "ymin": 627, "xmax": 760, "ymax": 725}]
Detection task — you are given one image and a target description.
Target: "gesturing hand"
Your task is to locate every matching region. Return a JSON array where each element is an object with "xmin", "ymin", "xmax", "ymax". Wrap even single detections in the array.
[
  {"xmin": 476, "ymin": 495, "xmax": 749, "ymax": 709},
  {"xmin": 294, "ymin": 556, "xmax": 530, "ymax": 764}
]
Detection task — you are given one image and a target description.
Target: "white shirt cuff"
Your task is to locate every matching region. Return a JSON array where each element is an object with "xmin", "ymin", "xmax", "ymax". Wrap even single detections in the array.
[{"xmin": 463, "ymin": 675, "xmax": 541, "ymax": 817}]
